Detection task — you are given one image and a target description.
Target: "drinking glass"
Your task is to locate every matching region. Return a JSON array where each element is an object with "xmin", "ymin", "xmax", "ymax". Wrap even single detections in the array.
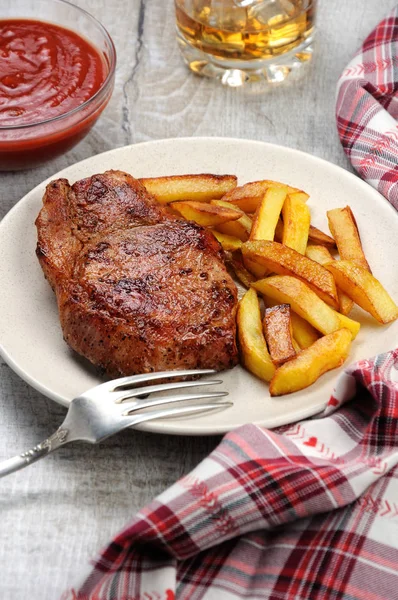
[{"xmin": 175, "ymin": 0, "xmax": 317, "ymax": 86}]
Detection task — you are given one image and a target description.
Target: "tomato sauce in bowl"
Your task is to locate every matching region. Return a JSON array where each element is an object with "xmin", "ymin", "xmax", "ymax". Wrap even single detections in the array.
[{"xmin": 0, "ymin": 4, "xmax": 115, "ymax": 170}]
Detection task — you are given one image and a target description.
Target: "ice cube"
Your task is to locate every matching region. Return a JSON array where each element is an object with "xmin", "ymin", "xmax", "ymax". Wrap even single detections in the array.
[{"xmin": 248, "ymin": 0, "xmax": 297, "ymax": 26}]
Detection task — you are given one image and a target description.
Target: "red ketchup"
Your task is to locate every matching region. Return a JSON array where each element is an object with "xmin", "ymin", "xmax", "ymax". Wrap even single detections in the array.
[{"xmin": 0, "ymin": 19, "xmax": 111, "ymax": 169}]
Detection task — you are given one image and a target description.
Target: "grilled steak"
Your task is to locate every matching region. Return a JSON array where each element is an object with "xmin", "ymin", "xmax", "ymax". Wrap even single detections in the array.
[{"xmin": 36, "ymin": 170, "xmax": 238, "ymax": 376}]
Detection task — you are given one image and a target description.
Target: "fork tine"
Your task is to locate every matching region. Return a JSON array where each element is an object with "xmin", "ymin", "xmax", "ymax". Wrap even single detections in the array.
[
  {"xmin": 88, "ymin": 369, "xmax": 217, "ymax": 395},
  {"xmin": 111, "ymin": 369, "xmax": 217, "ymax": 391},
  {"xmin": 114, "ymin": 379, "xmax": 223, "ymax": 403},
  {"xmin": 119, "ymin": 391, "xmax": 229, "ymax": 415},
  {"xmin": 124, "ymin": 401, "xmax": 233, "ymax": 430}
]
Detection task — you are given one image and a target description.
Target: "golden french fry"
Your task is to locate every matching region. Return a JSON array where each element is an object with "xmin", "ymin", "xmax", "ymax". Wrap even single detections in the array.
[
  {"xmin": 237, "ymin": 288, "xmax": 276, "ymax": 382},
  {"xmin": 249, "ymin": 186, "xmax": 288, "ymax": 241},
  {"xmin": 288, "ymin": 191, "xmax": 310, "ymax": 203},
  {"xmin": 212, "ymin": 231, "xmax": 242, "ymax": 251},
  {"xmin": 274, "ymin": 218, "xmax": 284, "ymax": 242},
  {"xmin": 282, "ymin": 195, "xmax": 311, "ymax": 254},
  {"xmin": 263, "ymin": 304, "xmax": 296, "ymax": 365},
  {"xmin": 290, "ymin": 311, "xmax": 320, "ymax": 349},
  {"xmin": 243, "ymin": 256, "xmax": 269, "ymax": 279},
  {"xmin": 171, "ymin": 201, "xmax": 242, "ymax": 227},
  {"xmin": 308, "ymin": 225, "xmax": 337, "ymax": 249},
  {"xmin": 221, "ymin": 180, "xmax": 301, "ymax": 213},
  {"xmin": 211, "ymin": 200, "xmax": 252, "ymax": 241},
  {"xmin": 252, "ymin": 276, "xmax": 359, "ymax": 338},
  {"xmin": 243, "ymin": 240, "xmax": 339, "ymax": 309},
  {"xmin": 229, "ymin": 253, "xmax": 256, "ymax": 288},
  {"xmin": 325, "ymin": 260, "xmax": 398, "ymax": 324},
  {"xmin": 263, "ymin": 293, "xmax": 321, "ymax": 349},
  {"xmin": 335, "ymin": 312, "xmax": 360, "ymax": 338},
  {"xmin": 139, "ymin": 174, "xmax": 237, "ymax": 204},
  {"xmin": 269, "ymin": 328, "xmax": 352, "ymax": 396},
  {"xmin": 292, "ymin": 338, "xmax": 301, "ymax": 354},
  {"xmin": 327, "ymin": 207, "xmax": 371, "ymax": 271},
  {"xmin": 305, "ymin": 245, "xmax": 334, "ymax": 264},
  {"xmin": 305, "ymin": 244, "xmax": 353, "ymax": 315}
]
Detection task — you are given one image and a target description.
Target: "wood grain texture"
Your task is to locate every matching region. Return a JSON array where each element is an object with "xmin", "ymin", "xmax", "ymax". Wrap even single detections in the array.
[{"xmin": 0, "ymin": 1, "xmax": 397, "ymax": 597}]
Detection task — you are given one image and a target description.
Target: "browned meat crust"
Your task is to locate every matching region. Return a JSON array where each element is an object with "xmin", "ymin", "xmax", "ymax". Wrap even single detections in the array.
[{"xmin": 36, "ymin": 170, "xmax": 238, "ymax": 376}]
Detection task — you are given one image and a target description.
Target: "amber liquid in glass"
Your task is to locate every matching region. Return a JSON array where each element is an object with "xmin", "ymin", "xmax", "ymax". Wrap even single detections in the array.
[{"xmin": 175, "ymin": 0, "xmax": 316, "ymax": 83}]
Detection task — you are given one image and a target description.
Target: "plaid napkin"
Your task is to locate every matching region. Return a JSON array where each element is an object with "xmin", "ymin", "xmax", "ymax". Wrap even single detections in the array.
[
  {"xmin": 63, "ymin": 10, "xmax": 398, "ymax": 600},
  {"xmin": 336, "ymin": 5, "xmax": 398, "ymax": 208},
  {"xmin": 64, "ymin": 351, "xmax": 398, "ymax": 600}
]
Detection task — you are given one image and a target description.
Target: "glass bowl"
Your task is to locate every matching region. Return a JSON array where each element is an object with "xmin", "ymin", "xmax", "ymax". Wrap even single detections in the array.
[{"xmin": 0, "ymin": 0, "xmax": 116, "ymax": 170}]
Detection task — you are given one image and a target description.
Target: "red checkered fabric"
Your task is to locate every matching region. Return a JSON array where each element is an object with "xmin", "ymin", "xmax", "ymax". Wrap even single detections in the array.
[
  {"xmin": 336, "ymin": 5, "xmax": 398, "ymax": 209},
  {"xmin": 63, "ymin": 349, "xmax": 398, "ymax": 600}
]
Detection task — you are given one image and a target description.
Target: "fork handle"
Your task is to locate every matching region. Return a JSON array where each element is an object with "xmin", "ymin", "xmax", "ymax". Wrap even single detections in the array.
[{"xmin": 0, "ymin": 427, "xmax": 69, "ymax": 478}]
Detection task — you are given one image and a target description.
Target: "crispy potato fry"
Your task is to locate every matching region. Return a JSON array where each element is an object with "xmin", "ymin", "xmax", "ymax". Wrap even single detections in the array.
[
  {"xmin": 243, "ymin": 256, "xmax": 269, "ymax": 279},
  {"xmin": 325, "ymin": 260, "xmax": 398, "ymax": 324},
  {"xmin": 288, "ymin": 191, "xmax": 310, "ymax": 203},
  {"xmin": 327, "ymin": 207, "xmax": 371, "ymax": 271},
  {"xmin": 139, "ymin": 174, "xmax": 237, "ymax": 204},
  {"xmin": 249, "ymin": 186, "xmax": 288, "ymax": 241},
  {"xmin": 211, "ymin": 200, "xmax": 252, "ymax": 241},
  {"xmin": 305, "ymin": 244, "xmax": 353, "ymax": 315},
  {"xmin": 229, "ymin": 253, "xmax": 256, "ymax": 288},
  {"xmin": 308, "ymin": 225, "xmax": 337, "ymax": 249},
  {"xmin": 335, "ymin": 312, "xmax": 360, "ymax": 339},
  {"xmin": 282, "ymin": 195, "xmax": 311, "ymax": 254},
  {"xmin": 292, "ymin": 338, "xmax": 301, "ymax": 354},
  {"xmin": 274, "ymin": 218, "xmax": 284, "ymax": 242},
  {"xmin": 243, "ymin": 240, "xmax": 339, "ymax": 309},
  {"xmin": 269, "ymin": 328, "xmax": 352, "ymax": 396},
  {"xmin": 290, "ymin": 311, "xmax": 320, "ymax": 349},
  {"xmin": 237, "ymin": 288, "xmax": 276, "ymax": 382},
  {"xmin": 221, "ymin": 180, "xmax": 300, "ymax": 213},
  {"xmin": 305, "ymin": 245, "xmax": 334, "ymax": 264},
  {"xmin": 252, "ymin": 275, "xmax": 359, "ymax": 338},
  {"xmin": 263, "ymin": 304, "xmax": 296, "ymax": 365},
  {"xmin": 212, "ymin": 231, "xmax": 242, "ymax": 251},
  {"xmin": 263, "ymin": 293, "xmax": 321, "ymax": 349},
  {"xmin": 171, "ymin": 201, "xmax": 242, "ymax": 227}
]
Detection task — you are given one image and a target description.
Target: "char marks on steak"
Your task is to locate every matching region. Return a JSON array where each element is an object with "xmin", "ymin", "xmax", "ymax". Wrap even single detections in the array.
[{"xmin": 36, "ymin": 170, "xmax": 238, "ymax": 376}]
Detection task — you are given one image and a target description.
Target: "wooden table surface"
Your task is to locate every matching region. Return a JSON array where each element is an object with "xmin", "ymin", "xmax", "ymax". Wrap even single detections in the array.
[{"xmin": 1, "ymin": 1, "xmax": 396, "ymax": 598}]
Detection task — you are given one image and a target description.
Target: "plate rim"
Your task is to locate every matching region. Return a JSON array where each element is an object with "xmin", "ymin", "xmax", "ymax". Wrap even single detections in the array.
[{"xmin": 1, "ymin": 136, "xmax": 397, "ymax": 435}]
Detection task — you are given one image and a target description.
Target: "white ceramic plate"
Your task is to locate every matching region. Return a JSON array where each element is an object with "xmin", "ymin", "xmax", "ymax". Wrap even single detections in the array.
[{"xmin": 1, "ymin": 138, "xmax": 397, "ymax": 435}]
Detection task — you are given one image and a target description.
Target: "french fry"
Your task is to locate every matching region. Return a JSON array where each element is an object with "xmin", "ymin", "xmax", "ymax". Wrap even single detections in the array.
[
  {"xmin": 327, "ymin": 207, "xmax": 371, "ymax": 271},
  {"xmin": 305, "ymin": 244, "xmax": 353, "ymax": 315},
  {"xmin": 243, "ymin": 257, "xmax": 269, "ymax": 279},
  {"xmin": 274, "ymin": 218, "xmax": 284, "ymax": 242},
  {"xmin": 229, "ymin": 253, "xmax": 256, "ymax": 288},
  {"xmin": 308, "ymin": 225, "xmax": 337, "ymax": 249},
  {"xmin": 269, "ymin": 328, "xmax": 352, "ymax": 396},
  {"xmin": 288, "ymin": 191, "xmax": 310, "ymax": 203},
  {"xmin": 221, "ymin": 180, "xmax": 301, "ymax": 213},
  {"xmin": 305, "ymin": 245, "xmax": 335, "ymax": 264},
  {"xmin": 171, "ymin": 201, "xmax": 242, "ymax": 227},
  {"xmin": 252, "ymin": 276, "xmax": 359, "ymax": 338},
  {"xmin": 263, "ymin": 293, "xmax": 321, "ymax": 349},
  {"xmin": 282, "ymin": 195, "xmax": 311, "ymax": 254},
  {"xmin": 212, "ymin": 231, "xmax": 242, "ymax": 251},
  {"xmin": 325, "ymin": 260, "xmax": 398, "ymax": 324},
  {"xmin": 249, "ymin": 186, "xmax": 288, "ymax": 241},
  {"xmin": 335, "ymin": 312, "xmax": 360, "ymax": 339},
  {"xmin": 243, "ymin": 240, "xmax": 339, "ymax": 309},
  {"xmin": 237, "ymin": 288, "xmax": 276, "ymax": 382},
  {"xmin": 211, "ymin": 200, "xmax": 252, "ymax": 241},
  {"xmin": 263, "ymin": 304, "xmax": 297, "ymax": 365},
  {"xmin": 139, "ymin": 174, "xmax": 237, "ymax": 204},
  {"xmin": 290, "ymin": 312, "xmax": 320, "ymax": 349}
]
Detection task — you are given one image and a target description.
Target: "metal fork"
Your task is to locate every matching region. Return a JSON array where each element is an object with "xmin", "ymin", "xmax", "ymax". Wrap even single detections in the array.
[{"xmin": 0, "ymin": 369, "xmax": 230, "ymax": 478}]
